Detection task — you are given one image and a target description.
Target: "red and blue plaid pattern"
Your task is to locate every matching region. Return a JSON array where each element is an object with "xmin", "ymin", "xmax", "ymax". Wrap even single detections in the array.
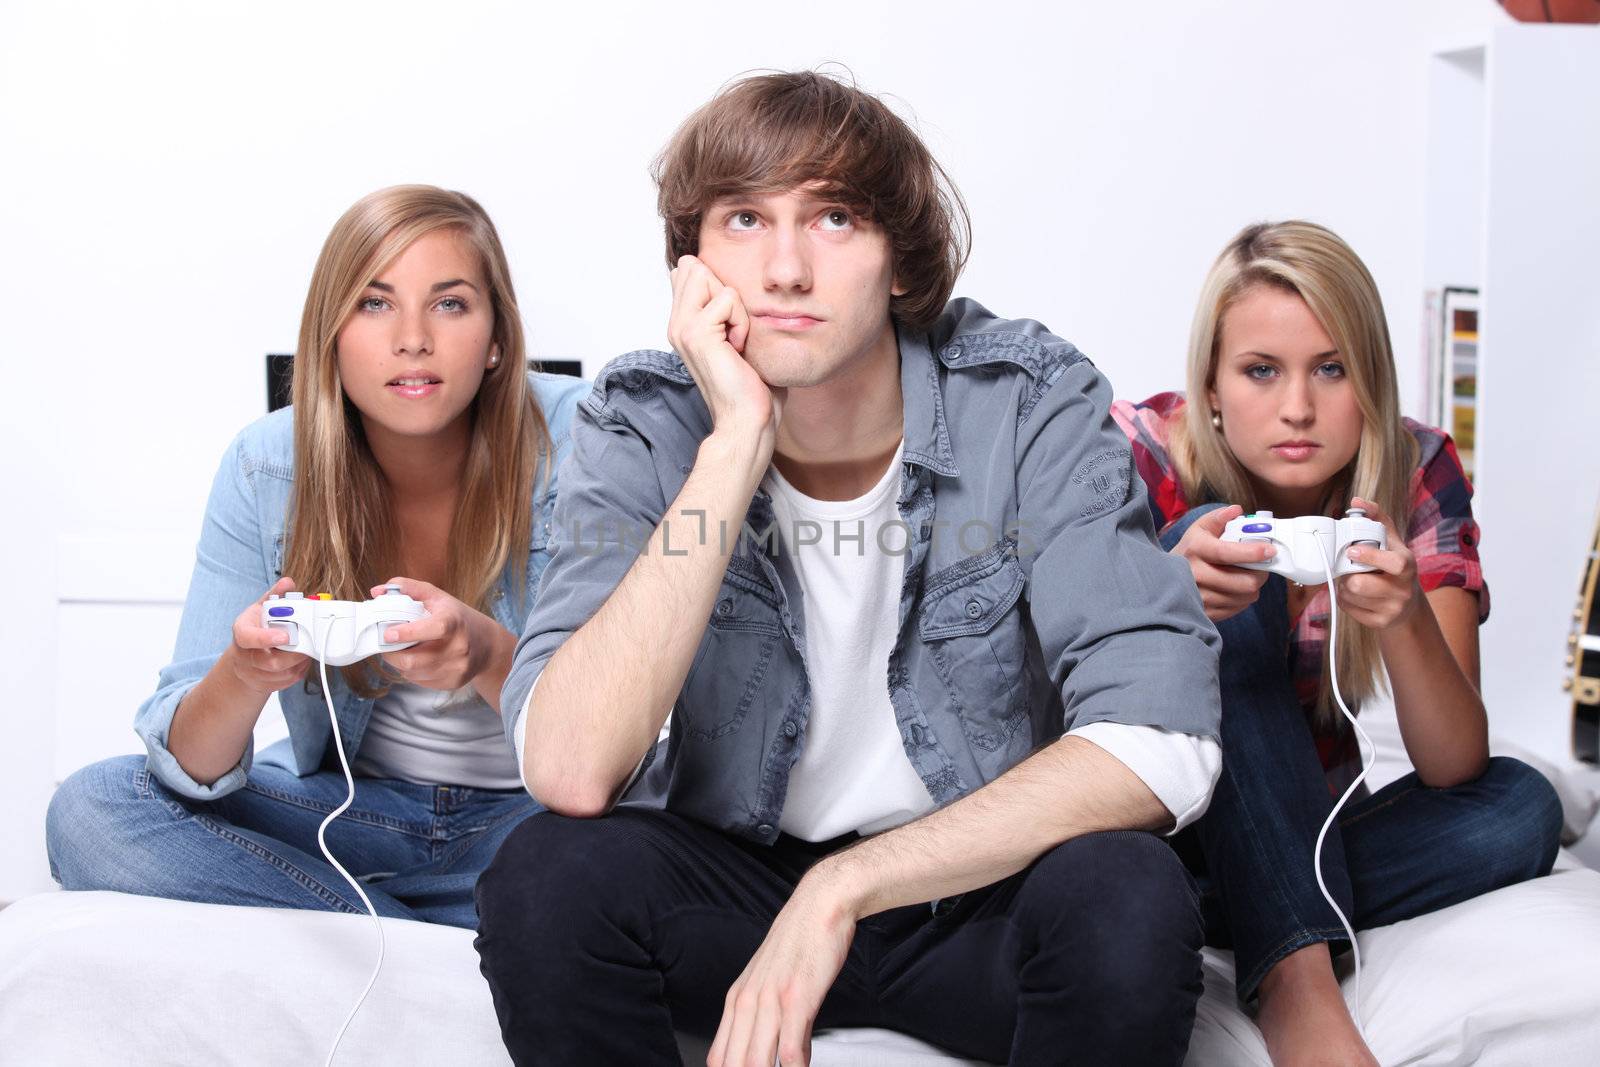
[{"xmin": 1112, "ymin": 393, "xmax": 1489, "ymax": 793}]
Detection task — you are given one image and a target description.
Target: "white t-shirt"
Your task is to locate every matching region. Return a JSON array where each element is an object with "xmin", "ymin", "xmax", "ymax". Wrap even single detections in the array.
[
  {"xmin": 353, "ymin": 680, "xmax": 523, "ymax": 791},
  {"xmin": 765, "ymin": 442, "xmax": 939, "ymax": 841}
]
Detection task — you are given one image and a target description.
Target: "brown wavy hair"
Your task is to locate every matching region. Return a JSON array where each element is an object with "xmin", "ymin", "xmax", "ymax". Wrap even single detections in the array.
[
  {"xmin": 282, "ymin": 185, "xmax": 553, "ymax": 696},
  {"xmin": 652, "ymin": 70, "xmax": 970, "ymax": 329}
]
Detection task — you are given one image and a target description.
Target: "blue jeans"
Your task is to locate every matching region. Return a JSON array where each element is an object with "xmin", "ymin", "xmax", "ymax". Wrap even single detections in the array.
[
  {"xmin": 1160, "ymin": 504, "xmax": 1564, "ymax": 1001},
  {"xmin": 45, "ymin": 754, "xmax": 540, "ymax": 928}
]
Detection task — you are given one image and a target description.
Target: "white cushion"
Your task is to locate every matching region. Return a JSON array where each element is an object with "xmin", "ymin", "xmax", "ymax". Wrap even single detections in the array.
[{"xmin": 2, "ymin": 871, "xmax": 1597, "ymax": 1066}]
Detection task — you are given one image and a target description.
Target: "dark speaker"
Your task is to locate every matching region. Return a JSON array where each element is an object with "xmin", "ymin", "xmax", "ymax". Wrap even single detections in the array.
[
  {"xmin": 265, "ymin": 355, "xmax": 585, "ymax": 413},
  {"xmin": 267, "ymin": 353, "xmax": 294, "ymax": 412},
  {"xmin": 532, "ymin": 359, "xmax": 583, "ymax": 378}
]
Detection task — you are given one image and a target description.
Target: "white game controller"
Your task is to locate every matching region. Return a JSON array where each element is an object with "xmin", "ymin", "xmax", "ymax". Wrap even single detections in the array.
[
  {"xmin": 263, "ymin": 584, "xmax": 426, "ymax": 666},
  {"xmin": 1220, "ymin": 508, "xmax": 1387, "ymax": 586}
]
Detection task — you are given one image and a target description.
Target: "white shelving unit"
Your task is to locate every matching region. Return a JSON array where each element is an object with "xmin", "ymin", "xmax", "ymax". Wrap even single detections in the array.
[{"xmin": 1423, "ymin": 24, "xmax": 1600, "ymax": 765}]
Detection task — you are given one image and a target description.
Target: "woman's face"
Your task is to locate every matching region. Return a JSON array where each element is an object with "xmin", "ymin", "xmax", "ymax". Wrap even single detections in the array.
[
  {"xmin": 336, "ymin": 228, "xmax": 497, "ymax": 444},
  {"xmin": 1207, "ymin": 285, "xmax": 1363, "ymax": 514}
]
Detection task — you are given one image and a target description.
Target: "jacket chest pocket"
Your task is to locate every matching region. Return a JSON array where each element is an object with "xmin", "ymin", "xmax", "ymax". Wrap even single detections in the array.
[
  {"xmin": 918, "ymin": 546, "xmax": 1029, "ymax": 751},
  {"xmin": 679, "ymin": 574, "xmax": 784, "ymax": 742}
]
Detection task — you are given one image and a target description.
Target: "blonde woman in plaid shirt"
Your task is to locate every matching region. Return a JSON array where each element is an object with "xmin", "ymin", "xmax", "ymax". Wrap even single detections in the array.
[{"xmin": 1112, "ymin": 220, "xmax": 1562, "ymax": 1067}]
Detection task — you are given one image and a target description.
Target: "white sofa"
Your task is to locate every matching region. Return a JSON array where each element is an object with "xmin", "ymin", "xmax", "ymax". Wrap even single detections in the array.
[
  {"xmin": 2, "ymin": 863, "xmax": 1599, "ymax": 1066},
  {"xmin": 5, "ymin": 706, "xmax": 1598, "ymax": 1065}
]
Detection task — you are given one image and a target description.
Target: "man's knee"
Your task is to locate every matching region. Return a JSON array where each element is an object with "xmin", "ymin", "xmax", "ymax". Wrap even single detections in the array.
[
  {"xmin": 474, "ymin": 808, "xmax": 671, "ymax": 956},
  {"xmin": 45, "ymin": 755, "xmax": 149, "ymax": 887},
  {"xmin": 1018, "ymin": 831, "xmax": 1203, "ymax": 993}
]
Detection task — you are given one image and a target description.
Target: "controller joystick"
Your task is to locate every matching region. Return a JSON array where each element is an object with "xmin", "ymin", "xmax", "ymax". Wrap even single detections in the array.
[
  {"xmin": 1220, "ymin": 509, "xmax": 1387, "ymax": 587},
  {"xmin": 263, "ymin": 585, "xmax": 425, "ymax": 666}
]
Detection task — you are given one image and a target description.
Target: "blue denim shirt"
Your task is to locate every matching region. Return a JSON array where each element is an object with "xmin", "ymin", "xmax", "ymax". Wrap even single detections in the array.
[
  {"xmin": 504, "ymin": 300, "xmax": 1222, "ymax": 844},
  {"xmin": 135, "ymin": 372, "xmax": 590, "ymax": 801}
]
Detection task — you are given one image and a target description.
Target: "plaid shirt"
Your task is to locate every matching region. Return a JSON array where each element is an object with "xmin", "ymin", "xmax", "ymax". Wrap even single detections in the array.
[{"xmin": 1112, "ymin": 392, "xmax": 1489, "ymax": 793}]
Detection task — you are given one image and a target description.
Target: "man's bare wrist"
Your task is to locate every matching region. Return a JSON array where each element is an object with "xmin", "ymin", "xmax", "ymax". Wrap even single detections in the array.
[
  {"xmin": 805, "ymin": 851, "xmax": 878, "ymax": 923},
  {"xmin": 699, "ymin": 424, "xmax": 771, "ymax": 484}
]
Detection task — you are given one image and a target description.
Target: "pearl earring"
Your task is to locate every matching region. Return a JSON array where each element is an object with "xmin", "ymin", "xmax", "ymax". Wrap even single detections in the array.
[{"xmin": 1211, "ymin": 411, "xmax": 1222, "ymax": 430}]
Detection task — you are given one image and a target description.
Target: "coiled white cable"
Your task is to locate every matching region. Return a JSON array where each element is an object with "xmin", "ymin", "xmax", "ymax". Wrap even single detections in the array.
[
  {"xmin": 1312, "ymin": 534, "xmax": 1376, "ymax": 1040},
  {"xmin": 310, "ymin": 624, "xmax": 386, "ymax": 1067}
]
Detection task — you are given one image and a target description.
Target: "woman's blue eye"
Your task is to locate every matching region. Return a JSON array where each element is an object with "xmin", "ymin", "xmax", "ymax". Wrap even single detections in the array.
[
  {"xmin": 437, "ymin": 296, "xmax": 467, "ymax": 313},
  {"xmin": 1316, "ymin": 361, "xmax": 1346, "ymax": 379},
  {"xmin": 358, "ymin": 296, "xmax": 388, "ymax": 312},
  {"xmin": 1246, "ymin": 364, "xmax": 1277, "ymax": 380}
]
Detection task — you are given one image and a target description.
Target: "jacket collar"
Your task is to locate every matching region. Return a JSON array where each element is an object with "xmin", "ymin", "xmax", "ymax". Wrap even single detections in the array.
[{"xmin": 897, "ymin": 323, "xmax": 961, "ymax": 479}]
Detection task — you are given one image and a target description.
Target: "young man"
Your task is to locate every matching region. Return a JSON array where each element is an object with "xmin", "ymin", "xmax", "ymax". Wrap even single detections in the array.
[{"xmin": 475, "ymin": 72, "xmax": 1224, "ymax": 1067}]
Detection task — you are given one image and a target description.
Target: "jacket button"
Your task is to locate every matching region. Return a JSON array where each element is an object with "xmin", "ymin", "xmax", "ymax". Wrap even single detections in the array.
[
  {"xmin": 757, "ymin": 823, "xmax": 774, "ymax": 835},
  {"xmin": 947, "ymin": 344, "xmax": 963, "ymax": 359},
  {"xmin": 783, "ymin": 721, "xmax": 798, "ymax": 738},
  {"xmin": 717, "ymin": 598, "xmax": 733, "ymax": 616},
  {"xmin": 965, "ymin": 599, "xmax": 983, "ymax": 619}
]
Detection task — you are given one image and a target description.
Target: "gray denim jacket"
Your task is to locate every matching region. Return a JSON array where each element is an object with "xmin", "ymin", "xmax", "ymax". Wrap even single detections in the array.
[{"xmin": 504, "ymin": 299, "xmax": 1221, "ymax": 843}]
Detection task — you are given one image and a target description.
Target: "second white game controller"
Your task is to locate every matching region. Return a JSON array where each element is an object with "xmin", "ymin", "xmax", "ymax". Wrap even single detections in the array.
[
  {"xmin": 1220, "ymin": 508, "xmax": 1386, "ymax": 586},
  {"xmin": 263, "ymin": 585, "xmax": 426, "ymax": 666}
]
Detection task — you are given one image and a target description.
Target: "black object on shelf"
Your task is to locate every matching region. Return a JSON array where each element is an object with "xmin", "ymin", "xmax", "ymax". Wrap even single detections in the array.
[
  {"xmin": 265, "ymin": 354, "xmax": 584, "ymax": 413},
  {"xmin": 267, "ymin": 353, "xmax": 294, "ymax": 413}
]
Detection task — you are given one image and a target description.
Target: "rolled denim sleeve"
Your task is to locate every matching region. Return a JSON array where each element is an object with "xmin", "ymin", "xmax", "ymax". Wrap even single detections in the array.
[
  {"xmin": 501, "ymin": 394, "xmax": 669, "ymax": 748},
  {"xmin": 133, "ymin": 433, "xmax": 273, "ymax": 800},
  {"xmin": 1017, "ymin": 357, "xmax": 1222, "ymax": 741}
]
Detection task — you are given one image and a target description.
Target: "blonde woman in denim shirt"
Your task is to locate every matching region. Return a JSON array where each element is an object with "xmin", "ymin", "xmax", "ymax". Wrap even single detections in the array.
[{"xmin": 46, "ymin": 186, "xmax": 587, "ymax": 928}]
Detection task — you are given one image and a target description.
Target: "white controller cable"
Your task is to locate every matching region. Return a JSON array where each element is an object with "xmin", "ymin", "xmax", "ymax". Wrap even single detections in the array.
[
  {"xmin": 1311, "ymin": 533, "xmax": 1376, "ymax": 1041},
  {"xmin": 310, "ymin": 621, "xmax": 387, "ymax": 1067}
]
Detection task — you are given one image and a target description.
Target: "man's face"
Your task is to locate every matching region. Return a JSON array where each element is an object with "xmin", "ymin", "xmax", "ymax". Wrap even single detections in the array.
[{"xmin": 694, "ymin": 185, "xmax": 902, "ymax": 389}]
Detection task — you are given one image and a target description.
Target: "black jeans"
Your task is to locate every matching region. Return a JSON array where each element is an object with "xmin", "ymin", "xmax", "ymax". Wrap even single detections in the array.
[
  {"xmin": 474, "ymin": 808, "xmax": 1205, "ymax": 1066},
  {"xmin": 1161, "ymin": 504, "xmax": 1565, "ymax": 1001}
]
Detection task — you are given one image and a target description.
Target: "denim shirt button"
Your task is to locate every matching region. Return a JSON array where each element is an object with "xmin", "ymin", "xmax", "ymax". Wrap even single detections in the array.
[
  {"xmin": 717, "ymin": 598, "xmax": 733, "ymax": 616},
  {"xmin": 946, "ymin": 344, "xmax": 962, "ymax": 360},
  {"xmin": 783, "ymin": 721, "xmax": 798, "ymax": 739},
  {"xmin": 757, "ymin": 823, "xmax": 774, "ymax": 835},
  {"xmin": 965, "ymin": 599, "xmax": 983, "ymax": 619}
]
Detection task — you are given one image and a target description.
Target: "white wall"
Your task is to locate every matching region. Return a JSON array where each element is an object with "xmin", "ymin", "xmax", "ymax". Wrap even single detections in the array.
[
  {"xmin": 1475, "ymin": 24, "xmax": 1600, "ymax": 762},
  {"xmin": 2, "ymin": 0, "xmax": 1514, "ymax": 897}
]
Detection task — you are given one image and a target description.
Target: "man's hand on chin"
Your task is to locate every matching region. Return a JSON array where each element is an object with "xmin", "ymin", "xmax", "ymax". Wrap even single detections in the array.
[{"xmin": 706, "ymin": 862, "xmax": 861, "ymax": 1067}]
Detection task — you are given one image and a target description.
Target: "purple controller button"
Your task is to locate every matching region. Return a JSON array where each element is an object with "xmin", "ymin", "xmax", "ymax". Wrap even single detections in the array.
[
  {"xmin": 268, "ymin": 606, "xmax": 295, "ymax": 617},
  {"xmin": 1242, "ymin": 523, "xmax": 1272, "ymax": 534}
]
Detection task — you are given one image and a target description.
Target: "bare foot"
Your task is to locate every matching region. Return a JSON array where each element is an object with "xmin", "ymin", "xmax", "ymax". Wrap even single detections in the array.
[{"xmin": 1255, "ymin": 944, "xmax": 1379, "ymax": 1067}]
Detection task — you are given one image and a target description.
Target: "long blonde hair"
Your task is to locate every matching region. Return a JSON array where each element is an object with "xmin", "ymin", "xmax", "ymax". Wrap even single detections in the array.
[
  {"xmin": 1169, "ymin": 221, "xmax": 1417, "ymax": 723},
  {"xmin": 282, "ymin": 185, "xmax": 552, "ymax": 695}
]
